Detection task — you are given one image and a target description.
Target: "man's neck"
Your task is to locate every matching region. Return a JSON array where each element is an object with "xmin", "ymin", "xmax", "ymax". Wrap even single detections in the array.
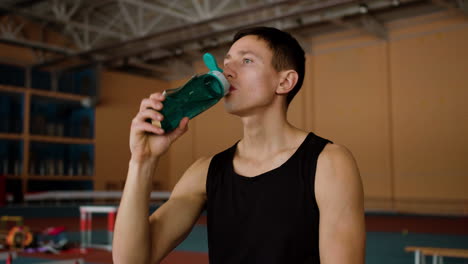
[{"xmin": 237, "ymin": 107, "xmax": 305, "ymax": 160}]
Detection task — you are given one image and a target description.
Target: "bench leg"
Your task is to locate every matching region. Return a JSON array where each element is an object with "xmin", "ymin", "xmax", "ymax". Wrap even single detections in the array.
[
  {"xmin": 432, "ymin": 255, "xmax": 444, "ymax": 264},
  {"xmin": 414, "ymin": 250, "xmax": 422, "ymax": 264},
  {"xmin": 415, "ymin": 250, "xmax": 425, "ymax": 264}
]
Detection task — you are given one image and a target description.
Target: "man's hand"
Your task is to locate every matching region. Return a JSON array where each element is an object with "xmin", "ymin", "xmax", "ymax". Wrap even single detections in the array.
[{"xmin": 130, "ymin": 92, "xmax": 189, "ymax": 163}]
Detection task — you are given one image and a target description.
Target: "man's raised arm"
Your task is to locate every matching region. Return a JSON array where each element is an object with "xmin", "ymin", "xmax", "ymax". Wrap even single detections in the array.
[{"xmin": 112, "ymin": 92, "xmax": 208, "ymax": 264}]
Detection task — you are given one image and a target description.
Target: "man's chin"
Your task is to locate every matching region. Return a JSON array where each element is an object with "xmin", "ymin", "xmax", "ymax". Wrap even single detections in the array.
[
  {"xmin": 224, "ymin": 104, "xmax": 251, "ymax": 118},
  {"xmin": 223, "ymin": 102, "xmax": 241, "ymax": 116}
]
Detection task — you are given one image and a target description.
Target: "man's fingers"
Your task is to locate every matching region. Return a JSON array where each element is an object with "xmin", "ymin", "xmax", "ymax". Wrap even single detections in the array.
[
  {"xmin": 150, "ymin": 92, "xmax": 165, "ymax": 101},
  {"xmin": 139, "ymin": 98, "xmax": 164, "ymax": 113},
  {"xmin": 133, "ymin": 120, "xmax": 164, "ymax": 135},
  {"xmin": 168, "ymin": 117, "xmax": 189, "ymax": 141},
  {"xmin": 135, "ymin": 109, "xmax": 164, "ymax": 123}
]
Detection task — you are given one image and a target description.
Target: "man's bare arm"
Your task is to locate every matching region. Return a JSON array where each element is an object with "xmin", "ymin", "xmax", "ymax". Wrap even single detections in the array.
[
  {"xmin": 315, "ymin": 144, "xmax": 366, "ymax": 264},
  {"xmin": 113, "ymin": 92, "xmax": 209, "ymax": 264},
  {"xmin": 113, "ymin": 160, "xmax": 157, "ymax": 264},
  {"xmin": 149, "ymin": 156, "xmax": 211, "ymax": 263}
]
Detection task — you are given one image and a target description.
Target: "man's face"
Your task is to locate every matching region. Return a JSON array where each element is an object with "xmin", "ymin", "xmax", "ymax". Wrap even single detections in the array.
[{"xmin": 223, "ymin": 35, "xmax": 281, "ymax": 116}]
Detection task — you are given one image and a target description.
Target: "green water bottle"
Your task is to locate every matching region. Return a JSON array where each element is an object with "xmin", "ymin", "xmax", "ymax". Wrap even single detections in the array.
[{"xmin": 152, "ymin": 53, "xmax": 230, "ymax": 132}]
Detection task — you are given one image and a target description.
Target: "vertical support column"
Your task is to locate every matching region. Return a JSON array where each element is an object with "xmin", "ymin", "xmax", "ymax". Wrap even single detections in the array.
[
  {"xmin": 22, "ymin": 67, "xmax": 31, "ymax": 196},
  {"xmin": 86, "ymin": 212, "xmax": 92, "ymax": 247},
  {"xmin": 80, "ymin": 208, "xmax": 86, "ymax": 252},
  {"xmin": 25, "ymin": 67, "xmax": 31, "ymax": 89},
  {"xmin": 107, "ymin": 210, "xmax": 116, "ymax": 251},
  {"xmin": 51, "ymin": 70, "xmax": 58, "ymax": 92}
]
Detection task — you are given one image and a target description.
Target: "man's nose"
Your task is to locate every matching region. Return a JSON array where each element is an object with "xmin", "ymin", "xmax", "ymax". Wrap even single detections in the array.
[{"xmin": 223, "ymin": 63, "xmax": 236, "ymax": 79}]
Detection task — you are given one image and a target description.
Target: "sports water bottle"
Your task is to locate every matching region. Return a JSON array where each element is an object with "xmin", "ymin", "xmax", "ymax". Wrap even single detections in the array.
[{"xmin": 151, "ymin": 53, "xmax": 230, "ymax": 132}]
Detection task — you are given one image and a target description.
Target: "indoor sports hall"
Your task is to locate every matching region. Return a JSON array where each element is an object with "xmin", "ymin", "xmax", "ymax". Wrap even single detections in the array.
[{"xmin": 1, "ymin": 0, "xmax": 467, "ymax": 263}]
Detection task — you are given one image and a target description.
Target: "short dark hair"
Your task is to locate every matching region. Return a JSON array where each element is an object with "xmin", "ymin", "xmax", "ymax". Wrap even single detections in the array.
[{"xmin": 232, "ymin": 27, "xmax": 305, "ymax": 107}]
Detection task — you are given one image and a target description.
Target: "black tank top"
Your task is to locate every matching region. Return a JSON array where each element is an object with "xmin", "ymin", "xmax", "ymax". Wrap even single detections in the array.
[{"xmin": 206, "ymin": 132, "xmax": 332, "ymax": 264}]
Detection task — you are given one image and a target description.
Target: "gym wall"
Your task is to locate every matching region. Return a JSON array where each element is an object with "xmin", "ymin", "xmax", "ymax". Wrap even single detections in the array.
[
  {"xmin": 2, "ymin": 10, "xmax": 466, "ymax": 215},
  {"xmin": 164, "ymin": 11, "xmax": 468, "ymax": 215}
]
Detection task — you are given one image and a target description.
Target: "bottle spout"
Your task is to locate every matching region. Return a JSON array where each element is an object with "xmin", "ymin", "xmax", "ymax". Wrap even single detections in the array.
[{"xmin": 203, "ymin": 53, "xmax": 223, "ymax": 72}]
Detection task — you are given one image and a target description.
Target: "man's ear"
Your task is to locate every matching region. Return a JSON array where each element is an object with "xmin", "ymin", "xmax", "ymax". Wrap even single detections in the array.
[{"xmin": 276, "ymin": 70, "xmax": 298, "ymax": 95}]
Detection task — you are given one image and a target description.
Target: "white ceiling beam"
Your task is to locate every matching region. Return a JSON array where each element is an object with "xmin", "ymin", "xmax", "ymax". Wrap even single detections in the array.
[
  {"xmin": 204, "ymin": 0, "xmax": 211, "ymax": 17},
  {"xmin": 192, "ymin": 0, "xmax": 206, "ymax": 18},
  {"xmin": 90, "ymin": 11, "xmax": 121, "ymax": 47},
  {"xmin": 169, "ymin": 0, "xmax": 196, "ymax": 16},
  {"xmin": 33, "ymin": 0, "xmax": 358, "ymax": 69},
  {"xmin": 143, "ymin": 13, "xmax": 166, "ymax": 35},
  {"xmin": 51, "ymin": 0, "xmax": 66, "ymax": 20},
  {"xmin": 274, "ymin": 6, "xmax": 283, "ymax": 29},
  {"xmin": 67, "ymin": 26, "xmax": 86, "ymax": 50},
  {"xmin": 66, "ymin": 0, "xmax": 82, "ymax": 19},
  {"xmin": 240, "ymin": 0, "xmax": 247, "ymax": 8},
  {"xmin": 83, "ymin": 12, "xmax": 90, "ymax": 50},
  {"xmin": 140, "ymin": 49, "xmax": 173, "ymax": 61},
  {"xmin": 138, "ymin": 5, "xmax": 143, "ymax": 36},
  {"xmin": 51, "ymin": 0, "xmax": 82, "ymax": 20},
  {"xmin": 0, "ymin": 4, "xmax": 122, "ymax": 38},
  {"xmin": 0, "ymin": 36, "xmax": 74, "ymax": 55},
  {"xmin": 211, "ymin": 0, "xmax": 232, "ymax": 16},
  {"xmin": 118, "ymin": 0, "xmax": 138, "ymax": 35},
  {"xmin": 91, "ymin": 9, "xmax": 128, "ymax": 36},
  {"xmin": 0, "ymin": 17, "xmax": 25, "ymax": 39},
  {"xmin": 143, "ymin": 0, "xmax": 183, "ymax": 34},
  {"xmin": 105, "ymin": 0, "xmax": 359, "ymax": 63},
  {"xmin": 120, "ymin": 0, "xmax": 198, "ymax": 23}
]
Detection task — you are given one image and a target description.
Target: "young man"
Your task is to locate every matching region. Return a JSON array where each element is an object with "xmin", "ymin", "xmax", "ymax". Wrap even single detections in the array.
[{"xmin": 113, "ymin": 27, "xmax": 365, "ymax": 264}]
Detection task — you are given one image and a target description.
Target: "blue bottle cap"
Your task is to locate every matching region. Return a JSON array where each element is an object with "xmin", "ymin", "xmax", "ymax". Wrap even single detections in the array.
[{"xmin": 203, "ymin": 53, "xmax": 223, "ymax": 72}]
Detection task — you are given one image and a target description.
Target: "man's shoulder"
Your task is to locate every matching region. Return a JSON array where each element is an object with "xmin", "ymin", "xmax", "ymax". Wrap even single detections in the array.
[
  {"xmin": 171, "ymin": 156, "xmax": 213, "ymax": 199},
  {"xmin": 315, "ymin": 142, "xmax": 362, "ymax": 208},
  {"xmin": 187, "ymin": 156, "xmax": 213, "ymax": 175},
  {"xmin": 315, "ymin": 144, "xmax": 360, "ymax": 194},
  {"xmin": 315, "ymin": 142, "xmax": 360, "ymax": 185},
  {"xmin": 318, "ymin": 143, "xmax": 355, "ymax": 166}
]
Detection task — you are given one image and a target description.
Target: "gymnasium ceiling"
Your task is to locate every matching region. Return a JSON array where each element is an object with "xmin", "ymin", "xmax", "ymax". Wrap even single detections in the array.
[{"xmin": 0, "ymin": 0, "xmax": 466, "ymax": 79}]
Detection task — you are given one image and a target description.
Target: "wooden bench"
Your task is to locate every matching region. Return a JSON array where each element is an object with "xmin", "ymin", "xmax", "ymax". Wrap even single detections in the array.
[{"xmin": 405, "ymin": 246, "xmax": 468, "ymax": 264}]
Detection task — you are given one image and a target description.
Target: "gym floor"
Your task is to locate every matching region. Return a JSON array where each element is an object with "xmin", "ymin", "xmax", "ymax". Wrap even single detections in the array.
[{"xmin": 1, "ymin": 205, "xmax": 468, "ymax": 264}]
